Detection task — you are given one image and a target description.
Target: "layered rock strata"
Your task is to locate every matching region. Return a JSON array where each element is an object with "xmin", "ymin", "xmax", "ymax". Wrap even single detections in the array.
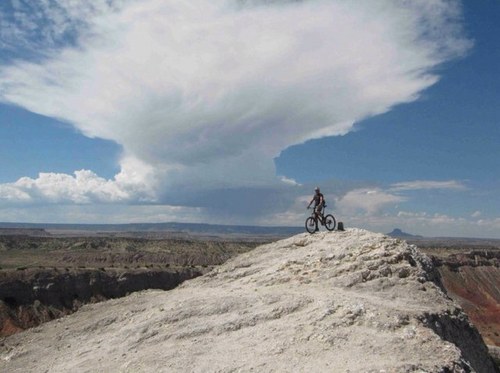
[{"xmin": 432, "ymin": 250, "xmax": 500, "ymax": 347}]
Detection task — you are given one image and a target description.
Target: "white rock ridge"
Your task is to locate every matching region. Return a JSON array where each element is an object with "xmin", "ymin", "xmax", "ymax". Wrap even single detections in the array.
[{"xmin": 0, "ymin": 229, "xmax": 497, "ymax": 372}]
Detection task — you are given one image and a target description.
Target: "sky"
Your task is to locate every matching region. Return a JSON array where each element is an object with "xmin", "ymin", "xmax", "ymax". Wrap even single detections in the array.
[{"xmin": 0, "ymin": 0, "xmax": 499, "ymax": 238}]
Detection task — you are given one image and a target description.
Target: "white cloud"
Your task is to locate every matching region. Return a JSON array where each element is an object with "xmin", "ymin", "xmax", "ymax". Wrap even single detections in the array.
[
  {"xmin": 390, "ymin": 180, "xmax": 467, "ymax": 191},
  {"xmin": 336, "ymin": 188, "xmax": 405, "ymax": 216},
  {"xmin": 0, "ymin": 157, "xmax": 156, "ymax": 204},
  {"xmin": 0, "ymin": 0, "xmax": 470, "ymax": 210},
  {"xmin": 278, "ymin": 176, "xmax": 301, "ymax": 186},
  {"xmin": 334, "ymin": 208, "xmax": 500, "ymax": 238}
]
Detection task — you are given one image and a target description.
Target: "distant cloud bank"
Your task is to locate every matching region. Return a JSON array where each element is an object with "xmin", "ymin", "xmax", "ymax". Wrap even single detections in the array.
[{"xmin": 390, "ymin": 180, "xmax": 467, "ymax": 191}]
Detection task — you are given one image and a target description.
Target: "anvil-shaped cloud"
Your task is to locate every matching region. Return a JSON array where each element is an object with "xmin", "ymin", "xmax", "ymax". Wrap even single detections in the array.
[{"xmin": 0, "ymin": 0, "xmax": 469, "ymax": 215}]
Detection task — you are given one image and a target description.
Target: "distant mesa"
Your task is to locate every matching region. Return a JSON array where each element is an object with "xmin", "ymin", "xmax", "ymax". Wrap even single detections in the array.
[
  {"xmin": 0, "ymin": 222, "xmax": 302, "ymax": 239},
  {"xmin": 387, "ymin": 228, "xmax": 423, "ymax": 239},
  {"xmin": 0, "ymin": 228, "xmax": 51, "ymax": 237}
]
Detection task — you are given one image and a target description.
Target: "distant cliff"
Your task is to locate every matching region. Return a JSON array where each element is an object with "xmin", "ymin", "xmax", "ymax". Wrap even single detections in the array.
[
  {"xmin": 430, "ymin": 250, "xmax": 500, "ymax": 347},
  {"xmin": 1, "ymin": 229, "xmax": 497, "ymax": 372}
]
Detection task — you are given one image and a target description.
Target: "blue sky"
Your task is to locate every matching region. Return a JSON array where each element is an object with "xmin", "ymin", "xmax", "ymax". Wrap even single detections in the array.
[
  {"xmin": 0, "ymin": 0, "xmax": 499, "ymax": 238},
  {"xmin": 0, "ymin": 105, "xmax": 120, "ymax": 181}
]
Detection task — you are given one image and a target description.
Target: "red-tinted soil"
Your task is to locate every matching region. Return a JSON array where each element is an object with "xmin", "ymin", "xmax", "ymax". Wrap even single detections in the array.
[{"xmin": 439, "ymin": 265, "xmax": 500, "ymax": 346}]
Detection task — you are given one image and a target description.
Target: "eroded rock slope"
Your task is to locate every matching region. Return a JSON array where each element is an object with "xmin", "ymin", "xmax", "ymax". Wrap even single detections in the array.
[
  {"xmin": 1, "ymin": 229, "xmax": 497, "ymax": 372},
  {"xmin": 431, "ymin": 251, "xmax": 500, "ymax": 347}
]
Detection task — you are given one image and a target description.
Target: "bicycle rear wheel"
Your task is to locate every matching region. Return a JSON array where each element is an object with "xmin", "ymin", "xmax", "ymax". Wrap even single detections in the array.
[
  {"xmin": 324, "ymin": 214, "xmax": 336, "ymax": 231},
  {"xmin": 305, "ymin": 217, "xmax": 317, "ymax": 234}
]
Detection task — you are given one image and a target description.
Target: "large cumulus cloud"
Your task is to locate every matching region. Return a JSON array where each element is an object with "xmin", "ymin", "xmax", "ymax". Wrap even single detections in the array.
[{"xmin": 0, "ymin": 0, "xmax": 470, "ymax": 218}]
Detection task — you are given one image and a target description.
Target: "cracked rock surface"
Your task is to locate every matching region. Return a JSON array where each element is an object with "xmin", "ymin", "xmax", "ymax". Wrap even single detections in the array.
[{"xmin": 1, "ymin": 229, "xmax": 497, "ymax": 372}]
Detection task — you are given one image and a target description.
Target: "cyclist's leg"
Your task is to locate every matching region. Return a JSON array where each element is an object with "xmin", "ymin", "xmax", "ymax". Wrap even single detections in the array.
[
  {"xmin": 312, "ymin": 210, "xmax": 318, "ymax": 231},
  {"xmin": 315, "ymin": 205, "xmax": 324, "ymax": 224}
]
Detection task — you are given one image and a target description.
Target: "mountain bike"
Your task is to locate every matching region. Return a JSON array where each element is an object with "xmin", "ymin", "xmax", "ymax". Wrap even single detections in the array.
[{"xmin": 305, "ymin": 207, "xmax": 336, "ymax": 234}]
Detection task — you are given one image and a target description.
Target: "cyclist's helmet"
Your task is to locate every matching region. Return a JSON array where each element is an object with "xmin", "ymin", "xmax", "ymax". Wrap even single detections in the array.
[{"xmin": 314, "ymin": 187, "xmax": 320, "ymax": 192}]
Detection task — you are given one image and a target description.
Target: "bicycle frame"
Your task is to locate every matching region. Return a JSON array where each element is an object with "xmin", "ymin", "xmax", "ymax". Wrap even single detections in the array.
[
  {"xmin": 310, "ymin": 207, "xmax": 325, "ymax": 224},
  {"xmin": 305, "ymin": 206, "xmax": 336, "ymax": 234}
]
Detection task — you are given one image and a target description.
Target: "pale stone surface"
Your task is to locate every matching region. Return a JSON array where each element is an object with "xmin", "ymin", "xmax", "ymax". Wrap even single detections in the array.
[{"xmin": 0, "ymin": 229, "xmax": 496, "ymax": 372}]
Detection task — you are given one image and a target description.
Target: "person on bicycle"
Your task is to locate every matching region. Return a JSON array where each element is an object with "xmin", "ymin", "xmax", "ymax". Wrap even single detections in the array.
[{"xmin": 307, "ymin": 187, "xmax": 325, "ymax": 224}]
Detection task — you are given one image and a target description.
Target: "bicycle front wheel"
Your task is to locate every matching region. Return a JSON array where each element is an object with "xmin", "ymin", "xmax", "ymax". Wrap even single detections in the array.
[
  {"xmin": 324, "ymin": 214, "xmax": 336, "ymax": 231},
  {"xmin": 305, "ymin": 217, "xmax": 317, "ymax": 234}
]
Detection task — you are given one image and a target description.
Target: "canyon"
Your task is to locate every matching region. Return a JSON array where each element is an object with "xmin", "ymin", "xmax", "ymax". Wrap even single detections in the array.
[
  {"xmin": 427, "ymin": 249, "xmax": 500, "ymax": 348},
  {"xmin": 0, "ymin": 233, "xmax": 259, "ymax": 337}
]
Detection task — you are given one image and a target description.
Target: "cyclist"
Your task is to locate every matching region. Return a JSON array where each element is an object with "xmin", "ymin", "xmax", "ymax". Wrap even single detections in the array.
[{"xmin": 307, "ymin": 187, "xmax": 325, "ymax": 229}]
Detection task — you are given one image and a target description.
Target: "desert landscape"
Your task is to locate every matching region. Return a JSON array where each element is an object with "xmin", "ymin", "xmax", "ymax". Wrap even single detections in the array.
[
  {"xmin": 0, "ymin": 226, "xmax": 263, "ymax": 337},
  {"xmin": 0, "ymin": 225, "xmax": 499, "ymax": 371}
]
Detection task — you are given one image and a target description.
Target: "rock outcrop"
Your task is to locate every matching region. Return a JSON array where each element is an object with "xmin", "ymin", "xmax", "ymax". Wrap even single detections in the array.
[{"xmin": 1, "ymin": 229, "xmax": 497, "ymax": 372}]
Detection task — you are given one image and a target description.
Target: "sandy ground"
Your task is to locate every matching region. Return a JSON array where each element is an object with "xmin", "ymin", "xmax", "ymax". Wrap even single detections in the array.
[{"xmin": 0, "ymin": 229, "xmax": 495, "ymax": 372}]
